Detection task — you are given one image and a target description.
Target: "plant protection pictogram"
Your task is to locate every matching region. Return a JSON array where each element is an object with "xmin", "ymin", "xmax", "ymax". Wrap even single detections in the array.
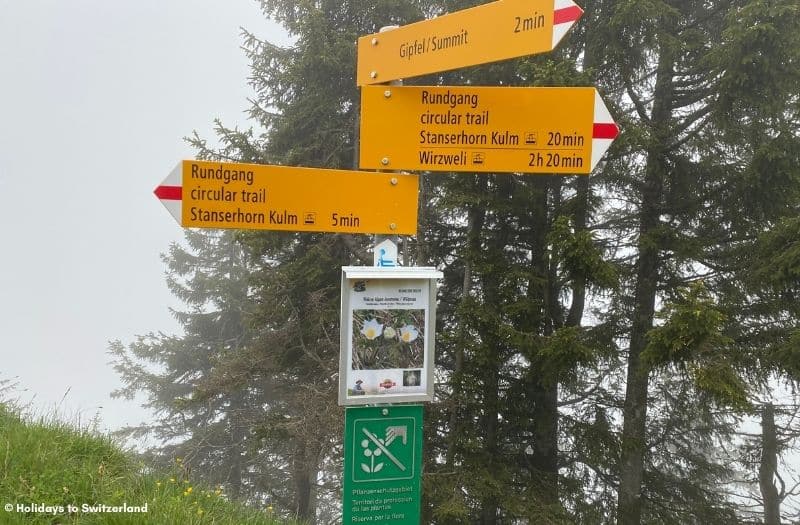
[{"xmin": 352, "ymin": 417, "xmax": 416, "ymax": 482}]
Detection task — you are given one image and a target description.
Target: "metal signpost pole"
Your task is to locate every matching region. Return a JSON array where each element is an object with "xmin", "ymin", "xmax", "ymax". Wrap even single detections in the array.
[{"xmin": 372, "ymin": 25, "xmax": 403, "ymax": 270}]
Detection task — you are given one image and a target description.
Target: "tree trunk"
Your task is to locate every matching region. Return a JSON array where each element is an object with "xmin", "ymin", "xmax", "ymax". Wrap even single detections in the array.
[
  {"xmin": 293, "ymin": 441, "xmax": 318, "ymax": 523},
  {"xmin": 479, "ymin": 350, "xmax": 500, "ymax": 525},
  {"xmin": 227, "ymin": 404, "xmax": 245, "ymax": 501},
  {"xmin": 479, "ymin": 175, "xmax": 513, "ymax": 525},
  {"xmin": 525, "ymin": 177, "xmax": 559, "ymax": 508},
  {"xmin": 528, "ymin": 380, "xmax": 559, "ymax": 506},
  {"xmin": 446, "ymin": 176, "xmax": 487, "ymax": 468},
  {"xmin": 566, "ymin": 177, "xmax": 588, "ymax": 327},
  {"xmin": 760, "ymin": 403, "xmax": 781, "ymax": 525},
  {"xmin": 617, "ymin": 30, "xmax": 675, "ymax": 525}
]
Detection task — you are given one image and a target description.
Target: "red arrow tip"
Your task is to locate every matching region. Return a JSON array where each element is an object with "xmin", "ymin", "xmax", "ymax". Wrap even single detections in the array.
[
  {"xmin": 154, "ymin": 185, "xmax": 182, "ymax": 200},
  {"xmin": 593, "ymin": 123, "xmax": 619, "ymax": 140},
  {"xmin": 554, "ymin": 5, "xmax": 584, "ymax": 25}
]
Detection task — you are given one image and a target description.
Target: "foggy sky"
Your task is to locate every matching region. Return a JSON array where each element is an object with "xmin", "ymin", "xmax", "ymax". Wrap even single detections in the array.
[{"xmin": 0, "ymin": 0, "xmax": 288, "ymax": 433}]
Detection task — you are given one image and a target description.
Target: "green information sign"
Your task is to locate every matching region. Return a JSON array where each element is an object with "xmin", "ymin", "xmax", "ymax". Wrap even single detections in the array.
[{"xmin": 343, "ymin": 405, "xmax": 423, "ymax": 524}]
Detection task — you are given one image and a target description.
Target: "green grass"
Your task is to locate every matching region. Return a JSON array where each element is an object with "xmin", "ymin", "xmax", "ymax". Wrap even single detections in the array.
[{"xmin": 0, "ymin": 404, "xmax": 287, "ymax": 524}]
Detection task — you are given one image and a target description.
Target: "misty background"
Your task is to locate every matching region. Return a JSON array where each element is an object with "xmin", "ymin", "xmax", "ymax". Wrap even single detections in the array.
[{"xmin": 0, "ymin": 0, "xmax": 288, "ymax": 433}]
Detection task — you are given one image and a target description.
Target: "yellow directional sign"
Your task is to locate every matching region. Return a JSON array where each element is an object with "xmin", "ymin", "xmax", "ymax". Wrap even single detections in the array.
[
  {"xmin": 359, "ymin": 85, "xmax": 619, "ymax": 174},
  {"xmin": 154, "ymin": 160, "xmax": 419, "ymax": 235},
  {"xmin": 357, "ymin": 0, "xmax": 583, "ymax": 85}
]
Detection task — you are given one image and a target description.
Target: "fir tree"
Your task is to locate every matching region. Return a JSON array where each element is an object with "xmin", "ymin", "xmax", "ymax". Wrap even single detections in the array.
[{"xmin": 109, "ymin": 230, "xmax": 264, "ymax": 501}]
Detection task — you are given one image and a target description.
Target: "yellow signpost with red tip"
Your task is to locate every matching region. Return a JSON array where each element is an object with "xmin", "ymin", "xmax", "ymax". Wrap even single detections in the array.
[
  {"xmin": 359, "ymin": 85, "xmax": 619, "ymax": 174},
  {"xmin": 357, "ymin": 0, "xmax": 584, "ymax": 85},
  {"xmin": 154, "ymin": 160, "xmax": 419, "ymax": 235}
]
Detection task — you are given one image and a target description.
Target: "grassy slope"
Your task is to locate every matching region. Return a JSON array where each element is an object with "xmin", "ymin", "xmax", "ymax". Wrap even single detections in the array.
[{"xmin": 0, "ymin": 404, "xmax": 286, "ymax": 524}]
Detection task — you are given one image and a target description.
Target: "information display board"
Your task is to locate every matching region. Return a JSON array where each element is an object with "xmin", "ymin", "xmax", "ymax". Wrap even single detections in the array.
[{"xmin": 339, "ymin": 267, "xmax": 442, "ymax": 406}]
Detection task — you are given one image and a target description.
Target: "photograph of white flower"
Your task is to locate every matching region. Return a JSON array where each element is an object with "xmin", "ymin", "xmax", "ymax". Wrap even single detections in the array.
[
  {"xmin": 360, "ymin": 318, "xmax": 384, "ymax": 340},
  {"xmin": 352, "ymin": 309, "xmax": 425, "ymax": 370}
]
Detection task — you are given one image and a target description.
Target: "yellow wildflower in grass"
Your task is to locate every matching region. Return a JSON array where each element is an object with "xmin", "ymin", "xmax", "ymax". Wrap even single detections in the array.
[
  {"xmin": 170, "ymin": 478, "xmax": 176, "ymax": 483},
  {"xmin": 156, "ymin": 481, "xmax": 162, "ymax": 487}
]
